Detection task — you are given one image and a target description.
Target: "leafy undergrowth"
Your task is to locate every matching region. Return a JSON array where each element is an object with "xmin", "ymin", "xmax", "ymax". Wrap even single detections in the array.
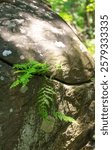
[{"xmin": 85, "ymin": 39, "xmax": 95, "ymax": 56}]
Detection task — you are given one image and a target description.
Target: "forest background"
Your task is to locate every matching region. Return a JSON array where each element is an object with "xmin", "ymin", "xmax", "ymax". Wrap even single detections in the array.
[{"xmin": 48, "ymin": 0, "xmax": 95, "ymax": 55}]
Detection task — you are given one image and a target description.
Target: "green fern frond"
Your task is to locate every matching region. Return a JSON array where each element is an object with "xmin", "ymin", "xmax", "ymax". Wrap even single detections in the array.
[
  {"xmin": 13, "ymin": 60, "xmax": 49, "ymax": 75},
  {"xmin": 44, "ymin": 85, "xmax": 56, "ymax": 95},
  {"xmin": 53, "ymin": 112, "xmax": 75, "ymax": 123},
  {"xmin": 37, "ymin": 84, "xmax": 55, "ymax": 119},
  {"xmin": 10, "ymin": 73, "xmax": 33, "ymax": 88},
  {"xmin": 38, "ymin": 106, "xmax": 48, "ymax": 119},
  {"xmin": 10, "ymin": 60, "xmax": 49, "ymax": 88},
  {"xmin": 38, "ymin": 97, "xmax": 51, "ymax": 107},
  {"xmin": 10, "ymin": 79, "xmax": 20, "ymax": 88}
]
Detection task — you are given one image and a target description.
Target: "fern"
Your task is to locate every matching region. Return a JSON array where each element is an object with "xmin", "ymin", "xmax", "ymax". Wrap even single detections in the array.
[
  {"xmin": 11, "ymin": 60, "xmax": 76, "ymax": 123},
  {"xmin": 37, "ymin": 84, "xmax": 56, "ymax": 119},
  {"xmin": 10, "ymin": 60, "xmax": 49, "ymax": 88},
  {"xmin": 53, "ymin": 112, "xmax": 75, "ymax": 123}
]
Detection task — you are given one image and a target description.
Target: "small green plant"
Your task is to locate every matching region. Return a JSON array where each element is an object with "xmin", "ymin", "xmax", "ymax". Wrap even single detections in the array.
[
  {"xmin": 10, "ymin": 60, "xmax": 49, "ymax": 88},
  {"xmin": 11, "ymin": 60, "xmax": 75, "ymax": 123},
  {"xmin": 53, "ymin": 112, "xmax": 75, "ymax": 122},
  {"xmin": 37, "ymin": 83, "xmax": 56, "ymax": 119}
]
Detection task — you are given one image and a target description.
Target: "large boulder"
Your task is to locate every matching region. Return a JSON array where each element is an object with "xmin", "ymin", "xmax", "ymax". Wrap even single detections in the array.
[{"xmin": 0, "ymin": 0, "xmax": 95, "ymax": 150}]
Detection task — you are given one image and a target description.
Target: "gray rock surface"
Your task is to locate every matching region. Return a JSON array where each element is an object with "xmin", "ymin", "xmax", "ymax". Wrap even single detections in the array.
[{"xmin": 0, "ymin": 0, "xmax": 95, "ymax": 150}]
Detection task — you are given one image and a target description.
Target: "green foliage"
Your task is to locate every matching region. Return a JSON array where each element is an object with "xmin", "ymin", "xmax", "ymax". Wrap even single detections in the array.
[
  {"xmin": 10, "ymin": 60, "xmax": 49, "ymax": 88},
  {"xmin": 59, "ymin": 12, "xmax": 73, "ymax": 23},
  {"xmin": 86, "ymin": 0, "xmax": 95, "ymax": 12},
  {"xmin": 48, "ymin": 0, "xmax": 95, "ymax": 40},
  {"xmin": 11, "ymin": 60, "xmax": 75, "ymax": 123},
  {"xmin": 85, "ymin": 39, "xmax": 95, "ymax": 55},
  {"xmin": 37, "ymin": 82, "xmax": 75, "ymax": 122},
  {"xmin": 53, "ymin": 111, "xmax": 75, "ymax": 122},
  {"xmin": 48, "ymin": 0, "xmax": 86, "ymax": 28},
  {"xmin": 37, "ymin": 83, "xmax": 56, "ymax": 119}
]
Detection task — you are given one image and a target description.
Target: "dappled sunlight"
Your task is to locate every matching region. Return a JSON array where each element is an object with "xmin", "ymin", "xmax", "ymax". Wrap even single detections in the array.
[
  {"xmin": 0, "ymin": 13, "xmax": 68, "ymax": 59},
  {"xmin": 0, "ymin": 1, "xmax": 95, "ymax": 149},
  {"xmin": 0, "ymin": 5, "xmax": 94, "ymax": 84}
]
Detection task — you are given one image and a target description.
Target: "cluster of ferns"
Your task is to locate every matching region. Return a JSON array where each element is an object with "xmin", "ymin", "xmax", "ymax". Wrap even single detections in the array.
[{"xmin": 11, "ymin": 60, "xmax": 75, "ymax": 123}]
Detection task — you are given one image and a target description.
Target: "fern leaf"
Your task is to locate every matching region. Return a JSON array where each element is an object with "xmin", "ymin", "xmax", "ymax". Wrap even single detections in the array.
[
  {"xmin": 45, "ymin": 87, "xmax": 56, "ymax": 95},
  {"xmin": 53, "ymin": 112, "xmax": 75, "ymax": 123},
  {"xmin": 44, "ymin": 95, "xmax": 53, "ymax": 102},
  {"xmin": 44, "ymin": 90, "xmax": 55, "ymax": 95},
  {"xmin": 19, "ymin": 73, "xmax": 32, "ymax": 85},
  {"xmin": 10, "ymin": 79, "xmax": 20, "ymax": 88},
  {"xmin": 14, "ymin": 70, "xmax": 27, "ymax": 74},
  {"xmin": 13, "ymin": 63, "xmax": 28, "ymax": 70},
  {"xmin": 11, "ymin": 60, "xmax": 50, "ymax": 88},
  {"xmin": 38, "ymin": 105, "xmax": 48, "ymax": 119},
  {"xmin": 37, "ymin": 87, "xmax": 46, "ymax": 94},
  {"xmin": 38, "ymin": 99, "xmax": 50, "ymax": 107},
  {"xmin": 37, "ymin": 83, "xmax": 56, "ymax": 120}
]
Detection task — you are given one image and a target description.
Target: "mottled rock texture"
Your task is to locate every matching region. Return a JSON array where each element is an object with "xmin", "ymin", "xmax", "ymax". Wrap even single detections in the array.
[{"xmin": 0, "ymin": 0, "xmax": 95, "ymax": 150}]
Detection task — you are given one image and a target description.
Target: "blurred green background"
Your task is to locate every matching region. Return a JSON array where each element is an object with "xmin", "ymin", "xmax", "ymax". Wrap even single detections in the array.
[{"xmin": 47, "ymin": 0, "xmax": 95, "ymax": 55}]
